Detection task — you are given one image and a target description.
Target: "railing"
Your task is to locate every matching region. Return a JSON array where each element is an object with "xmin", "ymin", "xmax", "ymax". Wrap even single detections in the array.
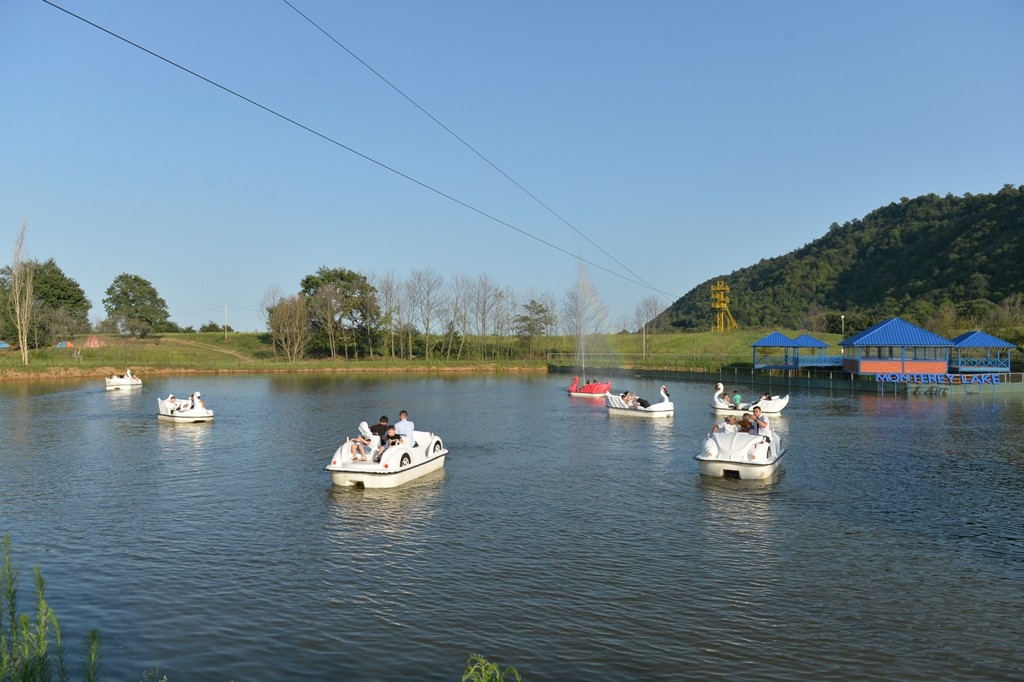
[
  {"xmin": 950, "ymin": 357, "xmax": 1011, "ymax": 370},
  {"xmin": 797, "ymin": 356, "xmax": 845, "ymax": 367}
]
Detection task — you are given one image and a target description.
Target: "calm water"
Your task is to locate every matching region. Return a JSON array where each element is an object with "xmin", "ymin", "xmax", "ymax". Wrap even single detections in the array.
[{"xmin": 1, "ymin": 374, "xmax": 1022, "ymax": 681}]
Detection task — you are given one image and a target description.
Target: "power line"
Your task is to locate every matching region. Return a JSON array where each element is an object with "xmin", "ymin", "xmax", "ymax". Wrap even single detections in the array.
[
  {"xmin": 168, "ymin": 304, "xmax": 260, "ymax": 319},
  {"xmin": 280, "ymin": 0, "xmax": 669, "ymax": 302},
  {"xmin": 41, "ymin": 0, "xmax": 677, "ymax": 299}
]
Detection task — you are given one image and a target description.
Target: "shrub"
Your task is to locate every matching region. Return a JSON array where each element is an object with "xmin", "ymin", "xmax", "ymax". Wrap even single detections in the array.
[{"xmin": 462, "ymin": 654, "xmax": 521, "ymax": 682}]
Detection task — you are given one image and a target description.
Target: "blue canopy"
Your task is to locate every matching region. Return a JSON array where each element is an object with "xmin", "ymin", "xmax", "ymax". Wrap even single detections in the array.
[
  {"xmin": 840, "ymin": 317, "xmax": 952, "ymax": 347},
  {"xmin": 949, "ymin": 330, "xmax": 1016, "ymax": 348},
  {"xmin": 752, "ymin": 332, "xmax": 795, "ymax": 347}
]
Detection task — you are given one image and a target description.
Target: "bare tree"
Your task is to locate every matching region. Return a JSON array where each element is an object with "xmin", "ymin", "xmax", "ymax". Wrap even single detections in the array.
[
  {"xmin": 471, "ymin": 273, "xmax": 500, "ymax": 359},
  {"xmin": 562, "ymin": 276, "xmax": 607, "ymax": 365},
  {"xmin": 372, "ymin": 271, "xmax": 400, "ymax": 358},
  {"xmin": 264, "ymin": 289, "xmax": 312, "ymax": 361},
  {"xmin": 926, "ymin": 301, "xmax": 959, "ymax": 339},
  {"xmin": 260, "ymin": 284, "xmax": 281, "ymax": 358},
  {"xmin": 406, "ymin": 268, "xmax": 446, "ymax": 361},
  {"xmin": 308, "ymin": 285, "xmax": 344, "ymax": 359},
  {"xmin": 447, "ymin": 273, "xmax": 472, "ymax": 360},
  {"xmin": 991, "ymin": 292, "xmax": 1024, "ymax": 329},
  {"xmin": 539, "ymin": 290, "xmax": 558, "ymax": 338},
  {"xmin": 800, "ymin": 303, "xmax": 828, "ymax": 334},
  {"xmin": 9, "ymin": 222, "xmax": 33, "ymax": 365},
  {"xmin": 493, "ymin": 286, "xmax": 519, "ymax": 359},
  {"xmin": 634, "ymin": 295, "xmax": 662, "ymax": 359}
]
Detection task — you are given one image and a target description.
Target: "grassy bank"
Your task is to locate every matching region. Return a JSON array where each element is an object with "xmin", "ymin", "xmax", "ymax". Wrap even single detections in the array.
[
  {"xmin": 0, "ymin": 333, "xmax": 552, "ymax": 381},
  {"xmin": 0, "ymin": 329, "xmax": 839, "ymax": 381}
]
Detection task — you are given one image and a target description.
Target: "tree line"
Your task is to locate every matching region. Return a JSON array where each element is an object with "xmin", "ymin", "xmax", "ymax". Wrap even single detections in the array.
[
  {"xmin": 3, "ymin": 223, "xmax": 654, "ymax": 364},
  {"xmin": 261, "ymin": 267, "xmax": 614, "ymax": 361}
]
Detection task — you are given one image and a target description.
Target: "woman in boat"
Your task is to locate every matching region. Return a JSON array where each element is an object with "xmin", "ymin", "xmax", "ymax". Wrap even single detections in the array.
[
  {"xmin": 350, "ymin": 421, "xmax": 373, "ymax": 461},
  {"xmin": 712, "ymin": 415, "xmax": 738, "ymax": 433}
]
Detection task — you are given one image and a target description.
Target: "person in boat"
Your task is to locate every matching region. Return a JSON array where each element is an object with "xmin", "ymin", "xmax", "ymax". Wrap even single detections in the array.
[
  {"xmin": 737, "ymin": 412, "xmax": 754, "ymax": 432},
  {"xmin": 712, "ymin": 415, "xmax": 738, "ymax": 433},
  {"xmin": 750, "ymin": 406, "xmax": 769, "ymax": 436},
  {"xmin": 369, "ymin": 415, "xmax": 389, "ymax": 444},
  {"xmin": 173, "ymin": 393, "xmax": 192, "ymax": 412},
  {"xmin": 350, "ymin": 421, "xmax": 373, "ymax": 461},
  {"xmin": 731, "ymin": 389, "xmax": 743, "ymax": 408},
  {"xmin": 395, "ymin": 410, "xmax": 415, "ymax": 446},
  {"xmin": 375, "ymin": 424, "xmax": 405, "ymax": 462}
]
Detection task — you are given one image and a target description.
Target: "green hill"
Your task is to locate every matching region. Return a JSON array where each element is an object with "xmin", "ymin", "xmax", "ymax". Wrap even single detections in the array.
[{"xmin": 658, "ymin": 184, "xmax": 1024, "ymax": 341}]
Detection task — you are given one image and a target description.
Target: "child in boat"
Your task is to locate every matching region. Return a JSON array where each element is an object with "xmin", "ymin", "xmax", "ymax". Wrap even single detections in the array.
[{"xmin": 374, "ymin": 425, "xmax": 405, "ymax": 462}]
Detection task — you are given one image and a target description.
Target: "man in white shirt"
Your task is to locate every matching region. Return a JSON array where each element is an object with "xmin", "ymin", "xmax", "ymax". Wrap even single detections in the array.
[
  {"xmin": 395, "ymin": 410, "xmax": 415, "ymax": 446},
  {"xmin": 750, "ymin": 406, "xmax": 770, "ymax": 436}
]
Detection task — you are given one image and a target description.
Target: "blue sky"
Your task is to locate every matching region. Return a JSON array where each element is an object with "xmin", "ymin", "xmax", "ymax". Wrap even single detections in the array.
[{"xmin": 2, "ymin": 0, "xmax": 1022, "ymax": 332}]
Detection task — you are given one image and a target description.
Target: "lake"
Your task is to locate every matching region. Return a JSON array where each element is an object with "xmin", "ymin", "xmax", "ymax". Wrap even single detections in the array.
[{"xmin": 1, "ymin": 374, "xmax": 1022, "ymax": 681}]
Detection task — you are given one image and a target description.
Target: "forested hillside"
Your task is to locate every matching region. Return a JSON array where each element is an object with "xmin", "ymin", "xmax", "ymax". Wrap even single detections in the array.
[{"xmin": 658, "ymin": 185, "xmax": 1024, "ymax": 339}]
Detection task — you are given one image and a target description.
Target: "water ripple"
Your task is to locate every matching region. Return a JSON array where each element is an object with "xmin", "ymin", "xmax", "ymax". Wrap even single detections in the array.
[{"xmin": 2, "ymin": 376, "xmax": 1023, "ymax": 680}]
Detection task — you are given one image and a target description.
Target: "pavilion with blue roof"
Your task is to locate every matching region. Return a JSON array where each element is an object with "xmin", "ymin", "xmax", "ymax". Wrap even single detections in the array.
[
  {"xmin": 751, "ymin": 332, "xmax": 795, "ymax": 369},
  {"xmin": 752, "ymin": 331, "xmax": 841, "ymax": 370},
  {"xmin": 838, "ymin": 317, "xmax": 953, "ymax": 375},
  {"xmin": 790, "ymin": 333, "xmax": 843, "ymax": 368},
  {"xmin": 948, "ymin": 330, "xmax": 1015, "ymax": 372}
]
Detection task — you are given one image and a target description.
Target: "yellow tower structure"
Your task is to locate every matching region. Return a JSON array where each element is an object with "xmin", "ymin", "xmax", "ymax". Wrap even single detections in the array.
[{"xmin": 710, "ymin": 280, "xmax": 738, "ymax": 332}]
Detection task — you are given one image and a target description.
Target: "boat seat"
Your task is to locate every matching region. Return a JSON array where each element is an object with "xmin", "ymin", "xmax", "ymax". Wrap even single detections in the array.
[{"xmin": 606, "ymin": 394, "xmax": 629, "ymax": 409}]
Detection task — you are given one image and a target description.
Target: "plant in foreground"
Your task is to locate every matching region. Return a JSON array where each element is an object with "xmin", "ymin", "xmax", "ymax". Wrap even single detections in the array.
[
  {"xmin": 462, "ymin": 653, "xmax": 521, "ymax": 682},
  {"xmin": 4, "ymin": 536, "xmax": 519, "ymax": 681},
  {"xmin": 1, "ymin": 534, "xmax": 101, "ymax": 682}
]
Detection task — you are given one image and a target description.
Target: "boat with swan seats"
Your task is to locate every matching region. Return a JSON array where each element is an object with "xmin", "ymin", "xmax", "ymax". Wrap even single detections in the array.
[
  {"xmin": 325, "ymin": 430, "xmax": 448, "ymax": 488},
  {"xmin": 157, "ymin": 392, "xmax": 214, "ymax": 423},
  {"xmin": 105, "ymin": 368, "xmax": 142, "ymax": 391},
  {"xmin": 605, "ymin": 385, "xmax": 674, "ymax": 418},
  {"xmin": 711, "ymin": 382, "xmax": 789, "ymax": 415},
  {"xmin": 568, "ymin": 375, "xmax": 612, "ymax": 397}
]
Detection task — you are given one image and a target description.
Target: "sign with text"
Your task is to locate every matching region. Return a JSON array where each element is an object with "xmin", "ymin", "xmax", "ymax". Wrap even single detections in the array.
[{"xmin": 875, "ymin": 373, "xmax": 1001, "ymax": 385}]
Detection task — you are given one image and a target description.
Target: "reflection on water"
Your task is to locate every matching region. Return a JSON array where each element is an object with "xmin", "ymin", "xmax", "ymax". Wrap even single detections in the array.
[
  {"xmin": 1, "ymin": 375, "xmax": 1023, "ymax": 681},
  {"xmin": 325, "ymin": 469, "xmax": 445, "ymax": 536},
  {"xmin": 156, "ymin": 420, "xmax": 213, "ymax": 453}
]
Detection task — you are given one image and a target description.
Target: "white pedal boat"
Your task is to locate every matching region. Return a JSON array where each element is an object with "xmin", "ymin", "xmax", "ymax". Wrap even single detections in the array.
[
  {"xmin": 694, "ymin": 430, "xmax": 785, "ymax": 480},
  {"xmin": 711, "ymin": 382, "xmax": 789, "ymax": 415},
  {"xmin": 157, "ymin": 393, "xmax": 214, "ymax": 423},
  {"xmin": 105, "ymin": 368, "xmax": 142, "ymax": 391},
  {"xmin": 605, "ymin": 386, "xmax": 674, "ymax": 419},
  {"xmin": 325, "ymin": 430, "xmax": 448, "ymax": 489}
]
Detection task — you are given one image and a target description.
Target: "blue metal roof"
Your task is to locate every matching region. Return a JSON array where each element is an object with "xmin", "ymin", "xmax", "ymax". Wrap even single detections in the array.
[
  {"xmin": 791, "ymin": 334, "xmax": 829, "ymax": 348},
  {"xmin": 839, "ymin": 317, "xmax": 953, "ymax": 347},
  {"xmin": 752, "ymin": 332, "xmax": 795, "ymax": 347},
  {"xmin": 949, "ymin": 330, "xmax": 1016, "ymax": 348}
]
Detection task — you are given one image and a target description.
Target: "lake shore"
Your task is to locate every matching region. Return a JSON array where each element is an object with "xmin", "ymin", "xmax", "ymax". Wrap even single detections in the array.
[{"xmin": 0, "ymin": 363, "xmax": 550, "ymax": 382}]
